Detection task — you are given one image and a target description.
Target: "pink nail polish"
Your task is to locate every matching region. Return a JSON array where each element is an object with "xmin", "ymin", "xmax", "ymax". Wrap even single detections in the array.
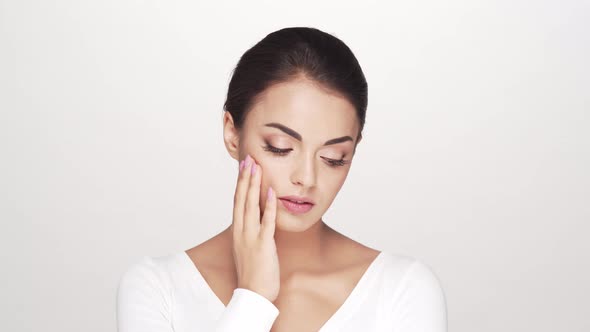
[
  {"xmin": 244, "ymin": 154, "xmax": 251, "ymax": 167},
  {"xmin": 251, "ymin": 162, "xmax": 257, "ymax": 175}
]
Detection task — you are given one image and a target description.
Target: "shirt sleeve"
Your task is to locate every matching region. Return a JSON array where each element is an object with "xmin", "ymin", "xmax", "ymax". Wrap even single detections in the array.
[
  {"xmin": 214, "ymin": 288, "xmax": 280, "ymax": 331},
  {"xmin": 117, "ymin": 257, "xmax": 174, "ymax": 332},
  {"xmin": 392, "ymin": 260, "xmax": 448, "ymax": 332},
  {"xmin": 116, "ymin": 257, "xmax": 280, "ymax": 332}
]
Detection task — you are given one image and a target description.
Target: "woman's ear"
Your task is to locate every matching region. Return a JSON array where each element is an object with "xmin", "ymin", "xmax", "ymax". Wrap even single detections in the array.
[{"xmin": 222, "ymin": 111, "xmax": 240, "ymax": 161}]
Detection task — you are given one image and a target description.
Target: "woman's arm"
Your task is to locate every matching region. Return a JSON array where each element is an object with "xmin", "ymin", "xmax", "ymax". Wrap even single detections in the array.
[
  {"xmin": 116, "ymin": 257, "xmax": 174, "ymax": 332},
  {"xmin": 391, "ymin": 260, "xmax": 448, "ymax": 332},
  {"xmin": 118, "ymin": 157, "xmax": 282, "ymax": 332},
  {"xmin": 116, "ymin": 257, "xmax": 279, "ymax": 332}
]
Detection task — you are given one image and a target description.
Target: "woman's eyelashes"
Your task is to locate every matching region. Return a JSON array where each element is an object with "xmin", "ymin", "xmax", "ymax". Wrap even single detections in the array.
[
  {"xmin": 321, "ymin": 156, "xmax": 349, "ymax": 167},
  {"xmin": 262, "ymin": 143, "xmax": 350, "ymax": 167},
  {"xmin": 262, "ymin": 143, "xmax": 291, "ymax": 156}
]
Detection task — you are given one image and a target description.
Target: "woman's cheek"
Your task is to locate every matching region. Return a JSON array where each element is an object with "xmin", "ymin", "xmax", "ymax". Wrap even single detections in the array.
[
  {"xmin": 260, "ymin": 164, "xmax": 277, "ymax": 191},
  {"xmin": 258, "ymin": 160, "xmax": 275, "ymax": 203}
]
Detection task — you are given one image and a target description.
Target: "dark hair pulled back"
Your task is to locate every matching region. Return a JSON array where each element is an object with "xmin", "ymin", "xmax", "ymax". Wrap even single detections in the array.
[{"xmin": 223, "ymin": 27, "xmax": 368, "ymax": 141}]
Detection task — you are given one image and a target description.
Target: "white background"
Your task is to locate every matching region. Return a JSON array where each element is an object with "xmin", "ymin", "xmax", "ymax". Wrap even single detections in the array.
[{"xmin": 1, "ymin": 0, "xmax": 588, "ymax": 331}]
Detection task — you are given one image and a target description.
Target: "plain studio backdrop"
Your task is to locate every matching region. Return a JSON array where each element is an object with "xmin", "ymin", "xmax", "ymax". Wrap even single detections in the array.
[{"xmin": 1, "ymin": 0, "xmax": 588, "ymax": 331}]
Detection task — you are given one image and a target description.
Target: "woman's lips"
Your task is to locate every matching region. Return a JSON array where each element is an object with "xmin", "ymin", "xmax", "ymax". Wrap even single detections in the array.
[{"xmin": 279, "ymin": 198, "xmax": 314, "ymax": 214}]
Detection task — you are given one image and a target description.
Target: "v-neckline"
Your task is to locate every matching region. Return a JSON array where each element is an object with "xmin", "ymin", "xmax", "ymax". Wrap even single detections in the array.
[{"xmin": 181, "ymin": 250, "xmax": 384, "ymax": 331}]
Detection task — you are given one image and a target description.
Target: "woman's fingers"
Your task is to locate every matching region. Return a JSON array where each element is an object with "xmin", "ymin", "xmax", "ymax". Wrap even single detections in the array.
[
  {"xmin": 243, "ymin": 159, "xmax": 261, "ymax": 236},
  {"xmin": 260, "ymin": 186, "xmax": 277, "ymax": 241},
  {"xmin": 232, "ymin": 155, "xmax": 252, "ymax": 234},
  {"xmin": 231, "ymin": 154, "xmax": 280, "ymax": 302}
]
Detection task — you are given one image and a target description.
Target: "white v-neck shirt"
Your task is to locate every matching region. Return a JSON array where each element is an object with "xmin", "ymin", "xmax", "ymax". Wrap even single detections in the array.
[{"xmin": 117, "ymin": 251, "xmax": 447, "ymax": 332}]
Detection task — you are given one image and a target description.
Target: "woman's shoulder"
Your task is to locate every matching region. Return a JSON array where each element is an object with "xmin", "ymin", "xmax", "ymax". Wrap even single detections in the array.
[
  {"xmin": 378, "ymin": 251, "xmax": 421, "ymax": 274},
  {"xmin": 122, "ymin": 251, "xmax": 186, "ymax": 274},
  {"xmin": 378, "ymin": 251, "xmax": 444, "ymax": 287},
  {"xmin": 118, "ymin": 251, "xmax": 189, "ymax": 294},
  {"xmin": 377, "ymin": 251, "xmax": 447, "ymax": 312}
]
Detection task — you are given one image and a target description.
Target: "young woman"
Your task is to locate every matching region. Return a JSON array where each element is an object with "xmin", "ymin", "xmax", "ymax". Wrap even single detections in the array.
[{"xmin": 117, "ymin": 27, "xmax": 447, "ymax": 332}]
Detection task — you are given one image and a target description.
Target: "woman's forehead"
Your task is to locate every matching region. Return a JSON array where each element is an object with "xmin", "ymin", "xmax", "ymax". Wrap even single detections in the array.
[{"xmin": 246, "ymin": 79, "xmax": 359, "ymax": 138}]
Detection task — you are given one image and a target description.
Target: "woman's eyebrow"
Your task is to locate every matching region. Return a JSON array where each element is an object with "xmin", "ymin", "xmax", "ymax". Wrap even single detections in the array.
[{"xmin": 264, "ymin": 122, "xmax": 353, "ymax": 146}]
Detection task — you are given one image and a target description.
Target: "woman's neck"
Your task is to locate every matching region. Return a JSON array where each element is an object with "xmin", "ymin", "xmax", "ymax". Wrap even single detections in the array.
[
  {"xmin": 274, "ymin": 220, "xmax": 333, "ymax": 276},
  {"xmin": 221, "ymin": 220, "xmax": 337, "ymax": 276}
]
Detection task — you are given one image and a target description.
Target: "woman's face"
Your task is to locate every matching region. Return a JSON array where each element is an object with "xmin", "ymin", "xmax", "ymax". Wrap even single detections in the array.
[{"xmin": 225, "ymin": 77, "xmax": 360, "ymax": 232}]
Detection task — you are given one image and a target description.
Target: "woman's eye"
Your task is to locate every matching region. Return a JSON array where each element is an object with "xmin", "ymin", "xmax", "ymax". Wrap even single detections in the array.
[
  {"xmin": 263, "ymin": 144, "xmax": 292, "ymax": 156},
  {"xmin": 321, "ymin": 156, "xmax": 350, "ymax": 167},
  {"xmin": 263, "ymin": 144, "xmax": 350, "ymax": 167}
]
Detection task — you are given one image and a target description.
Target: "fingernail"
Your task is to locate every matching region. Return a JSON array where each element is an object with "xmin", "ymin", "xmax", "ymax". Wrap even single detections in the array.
[
  {"xmin": 245, "ymin": 154, "xmax": 252, "ymax": 167},
  {"xmin": 239, "ymin": 160, "xmax": 245, "ymax": 171},
  {"xmin": 251, "ymin": 162, "xmax": 257, "ymax": 175},
  {"xmin": 267, "ymin": 187, "xmax": 273, "ymax": 201}
]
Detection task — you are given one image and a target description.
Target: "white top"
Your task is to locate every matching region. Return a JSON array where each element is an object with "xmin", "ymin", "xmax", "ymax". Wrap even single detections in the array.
[{"xmin": 117, "ymin": 251, "xmax": 447, "ymax": 332}]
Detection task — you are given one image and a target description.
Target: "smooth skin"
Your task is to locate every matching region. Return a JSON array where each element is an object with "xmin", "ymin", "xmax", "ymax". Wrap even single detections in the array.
[
  {"xmin": 186, "ymin": 76, "xmax": 380, "ymax": 331},
  {"xmin": 232, "ymin": 155, "xmax": 280, "ymax": 302}
]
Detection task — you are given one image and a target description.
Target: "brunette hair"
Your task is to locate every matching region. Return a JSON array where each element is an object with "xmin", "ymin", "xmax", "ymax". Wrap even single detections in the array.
[{"xmin": 223, "ymin": 27, "xmax": 368, "ymax": 142}]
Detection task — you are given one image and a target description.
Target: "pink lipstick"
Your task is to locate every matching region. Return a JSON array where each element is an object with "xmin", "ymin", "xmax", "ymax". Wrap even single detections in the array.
[{"xmin": 278, "ymin": 195, "xmax": 315, "ymax": 214}]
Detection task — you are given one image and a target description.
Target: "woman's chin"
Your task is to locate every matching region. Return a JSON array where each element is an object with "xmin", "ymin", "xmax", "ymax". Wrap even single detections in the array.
[{"xmin": 274, "ymin": 212, "xmax": 320, "ymax": 233}]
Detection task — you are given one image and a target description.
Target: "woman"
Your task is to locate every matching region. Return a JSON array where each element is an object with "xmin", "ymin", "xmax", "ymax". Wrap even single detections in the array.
[{"xmin": 117, "ymin": 27, "xmax": 447, "ymax": 332}]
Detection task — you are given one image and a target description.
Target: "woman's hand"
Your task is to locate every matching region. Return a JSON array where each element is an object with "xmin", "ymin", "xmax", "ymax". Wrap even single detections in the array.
[{"xmin": 231, "ymin": 154, "xmax": 280, "ymax": 303}]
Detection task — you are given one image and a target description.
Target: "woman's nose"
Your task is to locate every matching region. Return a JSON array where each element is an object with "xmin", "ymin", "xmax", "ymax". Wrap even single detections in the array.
[{"xmin": 290, "ymin": 154, "xmax": 317, "ymax": 188}]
